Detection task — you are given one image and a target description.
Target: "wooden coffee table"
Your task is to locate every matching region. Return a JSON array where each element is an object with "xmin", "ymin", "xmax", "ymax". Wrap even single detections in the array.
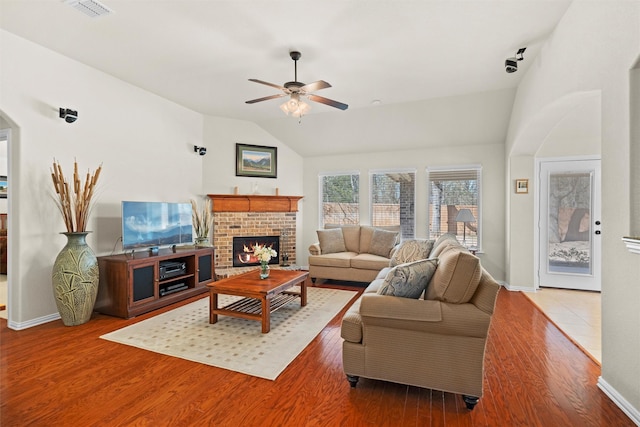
[{"xmin": 207, "ymin": 269, "xmax": 309, "ymax": 333}]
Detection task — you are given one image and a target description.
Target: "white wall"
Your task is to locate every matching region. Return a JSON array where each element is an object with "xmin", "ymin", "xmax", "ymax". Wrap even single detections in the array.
[
  {"xmin": 302, "ymin": 142, "xmax": 506, "ymax": 281},
  {"xmin": 505, "ymin": 0, "xmax": 640, "ymax": 418},
  {"xmin": 0, "ymin": 30, "xmax": 207, "ymax": 328}
]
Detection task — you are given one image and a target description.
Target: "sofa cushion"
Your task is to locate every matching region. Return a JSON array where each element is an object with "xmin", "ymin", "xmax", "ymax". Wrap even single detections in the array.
[
  {"xmin": 377, "ymin": 259, "xmax": 439, "ymax": 299},
  {"xmin": 308, "ymin": 252, "xmax": 355, "ymax": 268},
  {"xmin": 429, "ymin": 233, "xmax": 460, "ymax": 258},
  {"xmin": 359, "ymin": 226, "xmax": 375, "ymax": 254},
  {"xmin": 351, "ymin": 253, "xmax": 393, "ymax": 271},
  {"xmin": 368, "ymin": 228, "xmax": 400, "ymax": 257},
  {"xmin": 317, "ymin": 228, "xmax": 347, "ymax": 254},
  {"xmin": 430, "ymin": 239, "xmax": 462, "ymax": 258},
  {"xmin": 390, "ymin": 239, "xmax": 435, "ymax": 267},
  {"xmin": 426, "ymin": 250, "xmax": 482, "ymax": 303},
  {"xmin": 341, "ymin": 226, "xmax": 361, "ymax": 253}
]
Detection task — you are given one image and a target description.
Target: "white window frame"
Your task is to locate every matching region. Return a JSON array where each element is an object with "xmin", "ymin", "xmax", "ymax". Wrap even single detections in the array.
[
  {"xmin": 426, "ymin": 165, "xmax": 482, "ymax": 250},
  {"xmin": 369, "ymin": 168, "xmax": 416, "ymax": 239},
  {"xmin": 318, "ymin": 170, "xmax": 360, "ymax": 229}
]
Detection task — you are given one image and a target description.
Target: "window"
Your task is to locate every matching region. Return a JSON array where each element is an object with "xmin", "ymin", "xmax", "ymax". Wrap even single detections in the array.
[
  {"xmin": 427, "ymin": 166, "xmax": 481, "ymax": 249},
  {"xmin": 370, "ymin": 169, "xmax": 416, "ymax": 238},
  {"xmin": 319, "ymin": 172, "xmax": 360, "ymax": 227}
]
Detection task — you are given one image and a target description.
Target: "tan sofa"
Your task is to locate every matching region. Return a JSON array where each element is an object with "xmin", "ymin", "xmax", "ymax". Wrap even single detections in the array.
[
  {"xmin": 308, "ymin": 225, "xmax": 400, "ymax": 283},
  {"xmin": 341, "ymin": 234, "xmax": 500, "ymax": 410}
]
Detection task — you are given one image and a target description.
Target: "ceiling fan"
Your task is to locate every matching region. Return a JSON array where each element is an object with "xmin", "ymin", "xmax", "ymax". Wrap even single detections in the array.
[{"xmin": 245, "ymin": 51, "xmax": 348, "ymax": 117}]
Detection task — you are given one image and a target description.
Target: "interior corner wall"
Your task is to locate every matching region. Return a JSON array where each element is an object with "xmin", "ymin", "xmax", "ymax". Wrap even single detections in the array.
[
  {"xmin": 302, "ymin": 143, "xmax": 506, "ymax": 281},
  {"xmin": 506, "ymin": 155, "xmax": 535, "ymax": 290},
  {"xmin": 505, "ymin": 0, "xmax": 640, "ymax": 418},
  {"xmin": 0, "ymin": 30, "xmax": 205, "ymax": 329},
  {"xmin": 200, "ymin": 116, "xmax": 304, "ymax": 264}
]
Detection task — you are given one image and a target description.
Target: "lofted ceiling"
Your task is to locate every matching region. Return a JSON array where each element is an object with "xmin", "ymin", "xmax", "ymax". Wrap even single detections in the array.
[{"xmin": 0, "ymin": 0, "xmax": 572, "ymax": 156}]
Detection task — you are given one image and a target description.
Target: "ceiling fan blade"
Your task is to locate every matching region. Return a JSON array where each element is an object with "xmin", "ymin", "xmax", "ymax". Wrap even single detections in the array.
[
  {"xmin": 245, "ymin": 93, "xmax": 287, "ymax": 104},
  {"xmin": 248, "ymin": 79, "xmax": 287, "ymax": 91},
  {"xmin": 300, "ymin": 80, "xmax": 331, "ymax": 93},
  {"xmin": 308, "ymin": 94, "xmax": 349, "ymax": 111}
]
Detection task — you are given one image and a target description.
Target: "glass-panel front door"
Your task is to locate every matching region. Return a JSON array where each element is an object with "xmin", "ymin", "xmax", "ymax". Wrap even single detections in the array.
[{"xmin": 538, "ymin": 159, "xmax": 601, "ymax": 291}]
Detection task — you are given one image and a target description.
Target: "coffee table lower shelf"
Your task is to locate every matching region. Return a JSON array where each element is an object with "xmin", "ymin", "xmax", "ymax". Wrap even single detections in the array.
[{"xmin": 222, "ymin": 292, "xmax": 300, "ymax": 316}]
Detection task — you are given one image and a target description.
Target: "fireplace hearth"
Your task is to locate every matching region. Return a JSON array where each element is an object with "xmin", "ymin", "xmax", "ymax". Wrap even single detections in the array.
[{"xmin": 232, "ymin": 236, "xmax": 280, "ymax": 267}]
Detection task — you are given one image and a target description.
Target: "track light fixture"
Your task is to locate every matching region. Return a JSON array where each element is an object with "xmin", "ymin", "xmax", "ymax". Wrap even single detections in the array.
[
  {"xmin": 59, "ymin": 108, "xmax": 78, "ymax": 123},
  {"xmin": 505, "ymin": 47, "xmax": 526, "ymax": 73}
]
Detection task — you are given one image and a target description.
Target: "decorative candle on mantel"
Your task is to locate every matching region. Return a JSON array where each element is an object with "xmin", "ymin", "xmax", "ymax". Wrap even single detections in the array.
[
  {"xmin": 233, "ymin": 186, "xmax": 239, "ymax": 195},
  {"xmin": 275, "ymin": 187, "xmax": 280, "ymax": 195}
]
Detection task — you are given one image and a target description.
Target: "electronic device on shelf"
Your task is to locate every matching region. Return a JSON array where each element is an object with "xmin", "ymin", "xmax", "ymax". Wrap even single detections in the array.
[
  {"xmin": 159, "ymin": 260, "xmax": 187, "ymax": 280},
  {"xmin": 159, "ymin": 282, "xmax": 188, "ymax": 297}
]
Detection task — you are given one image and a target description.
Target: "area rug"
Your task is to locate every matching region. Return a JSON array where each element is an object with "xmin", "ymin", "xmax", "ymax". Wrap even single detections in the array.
[{"xmin": 100, "ymin": 286, "xmax": 357, "ymax": 380}]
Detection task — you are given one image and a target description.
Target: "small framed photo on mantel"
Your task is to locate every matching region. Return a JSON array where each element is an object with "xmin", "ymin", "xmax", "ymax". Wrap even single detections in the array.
[
  {"xmin": 515, "ymin": 179, "xmax": 529, "ymax": 194},
  {"xmin": 236, "ymin": 143, "xmax": 278, "ymax": 179}
]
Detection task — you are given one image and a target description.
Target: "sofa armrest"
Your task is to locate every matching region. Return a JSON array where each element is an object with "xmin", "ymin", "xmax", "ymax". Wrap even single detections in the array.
[
  {"xmin": 359, "ymin": 293, "xmax": 492, "ymax": 338},
  {"xmin": 309, "ymin": 243, "xmax": 321, "ymax": 255},
  {"xmin": 359, "ymin": 293, "xmax": 442, "ymax": 322}
]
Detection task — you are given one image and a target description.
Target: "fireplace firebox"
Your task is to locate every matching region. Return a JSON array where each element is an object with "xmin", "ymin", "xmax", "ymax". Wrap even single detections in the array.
[{"xmin": 232, "ymin": 236, "xmax": 280, "ymax": 267}]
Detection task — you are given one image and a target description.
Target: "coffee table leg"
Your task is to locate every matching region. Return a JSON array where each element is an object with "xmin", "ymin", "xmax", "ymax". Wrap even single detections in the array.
[
  {"xmin": 300, "ymin": 277, "xmax": 309, "ymax": 307},
  {"xmin": 209, "ymin": 291, "xmax": 218, "ymax": 324},
  {"xmin": 261, "ymin": 297, "xmax": 270, "ymax": 333}
]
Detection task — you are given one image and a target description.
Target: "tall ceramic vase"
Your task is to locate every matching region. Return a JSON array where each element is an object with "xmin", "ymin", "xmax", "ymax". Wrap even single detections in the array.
[{"xmin": 52, "ymin": 232, "xmax": 99, "ymax": 326}]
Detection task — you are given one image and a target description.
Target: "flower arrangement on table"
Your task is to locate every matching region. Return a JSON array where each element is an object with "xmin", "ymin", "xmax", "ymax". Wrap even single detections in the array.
[{"xmin": 254, "ymin": 244, "xmax": 277, "ymax": 279}]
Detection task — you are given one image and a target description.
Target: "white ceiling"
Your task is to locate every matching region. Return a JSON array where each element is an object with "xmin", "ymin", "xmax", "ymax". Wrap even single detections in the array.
[{"xmin": 0, "ymin": 0, "xmax": 572, "ymax": 156}]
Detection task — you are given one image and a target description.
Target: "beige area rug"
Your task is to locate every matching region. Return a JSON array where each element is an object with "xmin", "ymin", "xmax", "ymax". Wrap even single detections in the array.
[{"xmin": 100, "ymin": 286, "xmax": 357, "ymax": 380}]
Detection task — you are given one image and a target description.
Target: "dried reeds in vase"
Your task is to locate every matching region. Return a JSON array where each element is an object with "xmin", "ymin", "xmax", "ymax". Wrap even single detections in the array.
[
  {"xmin": 51, "ymin": 159, "xmax": 102, "ymax": 233},
  {"xmin": 191, "ymin": 198, "xmax": 213, "ymax": 239}
]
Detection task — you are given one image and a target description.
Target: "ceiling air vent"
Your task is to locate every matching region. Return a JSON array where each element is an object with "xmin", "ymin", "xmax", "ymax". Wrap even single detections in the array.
[{"xmin": 64, "ymin": 0, "xmax": 114, "ymax": 18}]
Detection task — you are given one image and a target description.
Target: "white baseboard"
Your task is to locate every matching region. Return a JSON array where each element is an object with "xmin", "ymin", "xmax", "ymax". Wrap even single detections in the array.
[
  {"xmin": 502, "ymin": 281, "xmax": 535, "ymax": 292},
  {"xmin": 598, "ymin": 376, "xmax": 640, "ymax": 426},
  {"xmin": 8, "ymin": 312, "xmax": 60, "ymax": 330}
]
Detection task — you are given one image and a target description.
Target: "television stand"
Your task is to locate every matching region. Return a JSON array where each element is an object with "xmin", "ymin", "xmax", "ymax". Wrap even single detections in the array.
[{"xmin": 95, "ymin": 247, "xmax": 215, "ymax": 318}]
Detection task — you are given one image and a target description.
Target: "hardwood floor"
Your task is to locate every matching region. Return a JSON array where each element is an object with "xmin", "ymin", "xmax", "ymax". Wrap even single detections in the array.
[{"xmin": 0, "ymin": 283, "xmax": 633, "ymax": 426}]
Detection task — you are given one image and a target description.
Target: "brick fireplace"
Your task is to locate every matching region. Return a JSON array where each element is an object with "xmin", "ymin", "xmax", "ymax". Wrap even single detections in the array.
[{"xmin": 208, "ymin": 194, "xmax": 303, "ymax": 273}]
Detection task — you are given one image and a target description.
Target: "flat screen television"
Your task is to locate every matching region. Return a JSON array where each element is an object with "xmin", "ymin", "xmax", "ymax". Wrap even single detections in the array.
[{"xmin": 121, "ymin": 201, "xmax": 193, "ymax": 250}]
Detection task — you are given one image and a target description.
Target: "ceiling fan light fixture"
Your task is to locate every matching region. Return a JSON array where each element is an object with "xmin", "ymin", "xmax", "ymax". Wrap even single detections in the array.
[{"xmin": 280, "ymin": 94, "xmax": 311, "ymax": 118}]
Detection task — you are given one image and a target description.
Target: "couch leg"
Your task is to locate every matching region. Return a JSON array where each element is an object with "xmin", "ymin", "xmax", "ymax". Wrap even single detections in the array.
[
  {"xmin": 346, "ymin": 375, "xmax": 359, "ymax": 388},
  {"xmin": 462, "ymin": 395, "xmax": 479, "ymax": 410}
]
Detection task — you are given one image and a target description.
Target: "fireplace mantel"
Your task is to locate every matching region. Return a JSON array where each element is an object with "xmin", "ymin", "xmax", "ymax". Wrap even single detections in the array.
[{"xmin": 207, "ymin": 194, "xmax": 303, "ymax": 213}]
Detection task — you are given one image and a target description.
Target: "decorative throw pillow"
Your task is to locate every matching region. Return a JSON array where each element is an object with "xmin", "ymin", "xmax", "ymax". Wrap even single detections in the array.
[
  {"xmin": 425, "ymin": 250, "xmax": 482, "ymax": 304},
  {"xmin": 368, "ymin": 228, "xmax": 400, "ymax": 258},
  {"xmin": 390, "ymin": 239, "xmax": 435, "ymax": 267},
  {"xmin": 377, "ymin": 259, "xmax": 439, "ymax": 299},
  {"xmin": 316, "ymin": 228, "xmax": 346, "ymax": 254}
]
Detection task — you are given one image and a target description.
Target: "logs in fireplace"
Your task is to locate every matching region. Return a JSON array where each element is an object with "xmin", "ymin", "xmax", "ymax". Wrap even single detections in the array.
[{"xmin": 232, "ymin": 236, "xmax": 280, "ymax": 267}]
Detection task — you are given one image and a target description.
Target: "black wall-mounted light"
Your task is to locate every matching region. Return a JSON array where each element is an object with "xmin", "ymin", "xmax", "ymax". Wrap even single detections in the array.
[
  {"xmin": 505, "ymin": 47, "xmax": 527, "ymax": 73},
  {"xmin": 194, "ymin": 145, "xmax": 207, "ymax": 156},
  {"xmin": 59, "ymin": 108, "xmax": 78, "ymax": 123}
]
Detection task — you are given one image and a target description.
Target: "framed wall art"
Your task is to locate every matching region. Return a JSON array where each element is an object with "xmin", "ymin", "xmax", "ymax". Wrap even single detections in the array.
[
  {"xmin": 515, "ymin": 179, "xmax": 529, "ymax": 194},
  {"xmin": 236, "ymin": 143, "xmax": 277, "ymax": 178},
  {"xmin": 0, "ymin": 176, "xmax": 6, "ymax": 198}
]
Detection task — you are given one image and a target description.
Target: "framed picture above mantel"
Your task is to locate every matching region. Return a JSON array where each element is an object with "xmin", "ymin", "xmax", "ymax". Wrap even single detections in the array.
[{"xmin": 236, "ymin": 143, "xmax": 277, "ymax": 178}]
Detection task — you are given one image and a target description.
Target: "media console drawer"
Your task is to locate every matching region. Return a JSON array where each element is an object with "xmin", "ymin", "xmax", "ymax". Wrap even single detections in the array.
[{"xmin": 96, "ymin": 247, "xmax": 215, "ymax": 318}]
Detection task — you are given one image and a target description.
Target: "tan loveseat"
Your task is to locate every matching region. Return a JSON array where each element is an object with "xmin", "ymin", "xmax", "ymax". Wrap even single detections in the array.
[
  {"xmin": 341, "ymin": 234, "xmax": 500, "ymax": 410},
  {"xmin": 308, "ymin": 225, "xmax": 400, "ymax": 283}
]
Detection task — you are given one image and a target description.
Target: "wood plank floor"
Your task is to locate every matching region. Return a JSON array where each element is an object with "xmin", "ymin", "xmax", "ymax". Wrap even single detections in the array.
[{"xmin": 0, "ymin": 283, "xmax": 633, "ymax": 426}]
